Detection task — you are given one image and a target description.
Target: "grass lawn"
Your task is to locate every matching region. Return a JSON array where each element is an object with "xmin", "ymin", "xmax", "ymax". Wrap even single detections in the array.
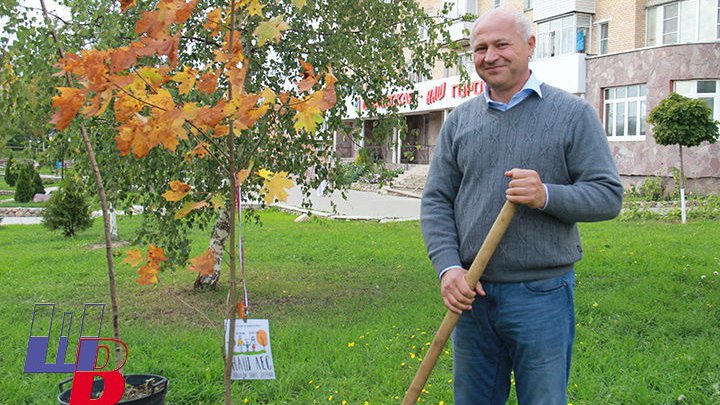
[{"xmin": 1, "ymin": 211, "xmax": 719, "ymax": 404}]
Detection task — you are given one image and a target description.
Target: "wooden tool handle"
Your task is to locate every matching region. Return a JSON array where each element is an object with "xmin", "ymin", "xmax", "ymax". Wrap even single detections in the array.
[{"xmin": 402, "ymin": 201, "xmax": 517, "ymax": 405}]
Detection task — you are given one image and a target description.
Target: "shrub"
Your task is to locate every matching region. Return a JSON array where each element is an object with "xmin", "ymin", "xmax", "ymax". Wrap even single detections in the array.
[
  {"xmin": 4, "ymin": 156, "xmax": 17, "ymax": 187},
  {"xmin": 639, "ymin": 176, "xmax": 665, "ymax": 201},
  {"xmin": 42, "ymin": 179, "xmax": 93, "ymax": 237},
  {"xmin": 14, "ymin": 164, "xmax": 35, "ymax": 203},
  {"xmin": 31, "ymin": 168, "xmax": 45, "ymax": 196}
]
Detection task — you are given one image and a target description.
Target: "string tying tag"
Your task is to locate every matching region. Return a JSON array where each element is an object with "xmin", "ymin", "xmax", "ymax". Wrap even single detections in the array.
[{"xmin": 237, "ymin": 184, "xmax": 249, "ymax": 323}]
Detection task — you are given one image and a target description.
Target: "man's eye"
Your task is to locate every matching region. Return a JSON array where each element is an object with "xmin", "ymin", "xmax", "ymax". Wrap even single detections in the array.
[{"xmin": 475, "ymin": 47, "xmax": 486, "ymax": 53}]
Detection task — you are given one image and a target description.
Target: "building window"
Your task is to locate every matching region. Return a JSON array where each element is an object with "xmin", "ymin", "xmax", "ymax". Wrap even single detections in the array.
[
  {"xmin": 524, "ymin": 0, "xmax": 533, "ymax": 11},
  {"xmin": 535, "ymin": 14, "xmax": 591, "ymax": 59},
  {"xmin": 445, "ymin": 52, "xmax": 474, "ymax": 77},
  {"xmin": 647, "ymin": 0, "xmax": 720, "ymax": 46},
  {"xmin": 444, "ymin": 0, "xmax": 478, "ymax": 18},
  {"xmin": 494, "ymin": 0, "xmax": 503, "ymax": 8},
  {"xmin": 604, "ymin": 84, "xmax": 648, "ymax": 140},
  {"xmin": 675, "ymin": 79, "xmax": 720, "ymax": 121},
  {"xmin": 599, "ymin": 22, "xmax": 609, "ymax": 54}
]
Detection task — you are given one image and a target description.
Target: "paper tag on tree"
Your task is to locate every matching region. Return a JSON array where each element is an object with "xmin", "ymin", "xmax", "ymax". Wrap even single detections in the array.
[{"xmin": 224, "ymin": 319, "xmax": 276, "ymax": 380}]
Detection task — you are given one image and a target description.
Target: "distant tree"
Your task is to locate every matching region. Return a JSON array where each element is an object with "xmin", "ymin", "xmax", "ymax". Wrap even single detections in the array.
[
  {"xmin": 4, "ymin": 154, "xmax": 16, "ymax": 186},
  {"xmin": 31, "ymin": 166, "xmax": 45, "ymax": 195},
  {"xmin": 648, "ymin": 92, "xmax": 719, "ymax": 223},
  {"xmin": 14, "ymin": 163, "xmax": 34, "ymax": 202},
  {"xmin": 43, "ymin": 178, "xmax": 93, "ymax": 237}
]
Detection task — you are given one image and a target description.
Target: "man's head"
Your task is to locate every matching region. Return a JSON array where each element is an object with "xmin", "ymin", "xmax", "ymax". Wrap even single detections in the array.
[{"xmin": 470, "ymin": 9, "xmax": 535, "ymax": 101}]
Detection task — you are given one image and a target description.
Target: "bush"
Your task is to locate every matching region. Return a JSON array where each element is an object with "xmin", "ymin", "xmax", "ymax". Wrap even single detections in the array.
[
  {"xmin": 42, "ymin": 179, "xmax": 93, "ymax": 237},
  {"xmin": 4, "ymin": 156, "xmax": 17, "ymax": 187},
  {"xmin": 31, "ymin": 168, "xmax": 45, "ymax": 196},
  {"xmin": 14, "ymin": 164, "xmax": 35, "ymax": 203}
]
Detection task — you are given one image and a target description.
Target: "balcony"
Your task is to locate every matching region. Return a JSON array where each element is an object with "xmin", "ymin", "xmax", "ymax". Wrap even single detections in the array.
[
  {"xmin": 533, "ymin": 0, "xmax": 595, "ymax": 22},
  {"xmin": 530, "ymin": 53, "xmax": 586, "ymax": 94},
  {"xmin": 447, "ymin": 20, "xmax": 474, "ymax": 43}
]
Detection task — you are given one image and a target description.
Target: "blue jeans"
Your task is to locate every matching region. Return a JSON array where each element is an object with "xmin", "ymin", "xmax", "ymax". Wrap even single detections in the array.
[{"xmin": 452, "ymin": 271, "xmax": 575, "ymax": 405}]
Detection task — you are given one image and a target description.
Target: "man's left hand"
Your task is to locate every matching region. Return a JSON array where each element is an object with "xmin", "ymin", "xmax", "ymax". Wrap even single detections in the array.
[{"xmin": 505, "ymin": 168, "xmax": 546, "ymax": 209}]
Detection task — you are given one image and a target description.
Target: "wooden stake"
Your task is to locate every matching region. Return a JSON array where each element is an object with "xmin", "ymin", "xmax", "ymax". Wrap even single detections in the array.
[{"xmin": 402, "ymin": 201, "xmax": 517, "ymax": 405}]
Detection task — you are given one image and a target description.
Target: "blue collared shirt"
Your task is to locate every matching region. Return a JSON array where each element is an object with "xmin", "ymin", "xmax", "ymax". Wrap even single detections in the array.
[{"xmin": 483, "ymin": 72, "xmax": 543, "ymax": 111}]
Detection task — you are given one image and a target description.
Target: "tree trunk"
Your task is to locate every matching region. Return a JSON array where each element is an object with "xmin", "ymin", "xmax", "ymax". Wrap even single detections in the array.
[
  {"xmin": 679, "ymin": 144, "xmax": 687, "ymax": 223},
  {"xmin": 194, "ymin": 207, "xmax": 229, "ymax": 289},
  {"xmin": 40, "ymin": 0, "xmax": 123, "ymax": 370}
]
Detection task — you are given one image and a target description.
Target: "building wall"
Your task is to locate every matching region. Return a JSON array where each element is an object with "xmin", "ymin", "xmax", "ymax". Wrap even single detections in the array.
[
  {"xmin": 586, "ymin": 42, "xmax": 720, "ymax": 184},
  {"xmin": 592, "ymin": 0, "xmax": 646, "ymax": 54}
]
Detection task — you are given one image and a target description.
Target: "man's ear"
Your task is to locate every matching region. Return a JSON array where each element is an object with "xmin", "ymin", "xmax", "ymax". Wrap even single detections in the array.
[{"xmin": 528, "ymin": 35, "xmax": 536, "ymax": 56}]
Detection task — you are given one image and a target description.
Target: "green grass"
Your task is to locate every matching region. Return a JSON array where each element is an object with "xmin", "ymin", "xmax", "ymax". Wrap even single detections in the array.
[{"xmin": 1, "ymin": 212, "xmax": 719, "ymax": 404}]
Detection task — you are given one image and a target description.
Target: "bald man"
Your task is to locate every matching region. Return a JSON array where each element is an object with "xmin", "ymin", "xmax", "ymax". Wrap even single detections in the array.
[{"xmin": 421, "ymin": 8, "xmax": 622, "ymax": 405}]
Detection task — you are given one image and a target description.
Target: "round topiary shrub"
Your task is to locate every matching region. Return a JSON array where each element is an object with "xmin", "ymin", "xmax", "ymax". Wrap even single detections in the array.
[{"xmin": 42, "ymin": 178, "xmax": 93, "ymax": 237}]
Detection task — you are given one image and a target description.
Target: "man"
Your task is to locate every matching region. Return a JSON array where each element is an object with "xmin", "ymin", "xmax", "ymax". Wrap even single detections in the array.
[{"xmin": 420, "ymin": 8, "xmax": 623, "ymax": 405}]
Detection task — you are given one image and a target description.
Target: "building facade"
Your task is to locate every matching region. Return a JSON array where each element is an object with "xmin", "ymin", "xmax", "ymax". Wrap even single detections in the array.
[{"xmin": 338, "ymin": 0, "xmax": 720, "ymax": 192}]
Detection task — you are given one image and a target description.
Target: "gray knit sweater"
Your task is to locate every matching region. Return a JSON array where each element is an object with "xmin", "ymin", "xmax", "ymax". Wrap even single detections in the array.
[{"xmin": 421, "ymin": 84, "xmax": 623, "ymax": 283}]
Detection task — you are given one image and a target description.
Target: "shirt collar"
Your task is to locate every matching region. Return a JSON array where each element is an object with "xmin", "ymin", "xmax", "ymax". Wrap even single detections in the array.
[{"xmin": 483, "ymin": 71, "xmax": 543, "ymax": 105}]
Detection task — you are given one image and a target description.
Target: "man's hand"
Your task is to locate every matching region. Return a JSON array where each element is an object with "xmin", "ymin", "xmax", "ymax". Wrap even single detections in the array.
[
  {"xmin": 505, "ymin": 168, "xmax": 546, "ymax": 209},
  {"xmin": 441, "ymin": 267, "xmax": 486, "ymax": 314}
]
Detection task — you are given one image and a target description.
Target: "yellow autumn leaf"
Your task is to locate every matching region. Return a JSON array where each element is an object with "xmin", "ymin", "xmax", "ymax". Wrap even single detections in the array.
[
  {"xmin": 209, "ymin": 193, "xmax": 225, "ymax": 209},
  {"xmin": 261, "ymin": 171, "xmax": 293, "ymax": 204},
  {"xmin": 239, "ymin": 0, "xmax": 263, "ymax": 16},
  {"xmin": 162, "ymin": 180, "xmax": 192, "ymax": 202},
  {"xmin": 171, "ymin": 66, "xmax": 197, "ymax": 95},
  {"xmin": 257, "ymin": 168, "xmax": 273, "ymax": 180},
  {"xmin": 174, "ymin": 200, "xmax": 208, "ymax": 219},
  {"xmin": 123, "ymin": 248, "xmax": 144, "ymax": 267},
  {"xmin": 253, "ymin": 16, "xmax": 290, "ymax": 47},
  {"xmin": 293, "ymin": 108, "xmax": 324, "ymax": 133},
  {"xmin": 291, "ymin": 0, "xmax": 307, "ymax": 8},
  {"xmin": 236, "ymin": 169, "xmax": 251, "ymax": 184}
]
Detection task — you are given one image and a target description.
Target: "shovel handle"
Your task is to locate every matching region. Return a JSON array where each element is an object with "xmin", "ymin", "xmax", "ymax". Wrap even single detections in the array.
[{"xmin": 402, "ymin": 201, "xmax": 517, "ymax": 405}]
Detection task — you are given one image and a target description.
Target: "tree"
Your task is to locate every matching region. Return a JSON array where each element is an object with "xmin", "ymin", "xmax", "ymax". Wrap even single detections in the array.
[
  {"xmin": 4, "ymin": 154, "xmax": 17, "ymax": 186},
  {"xmin": 43, "ymin": 177, "xmax": 93, "ymax": 237},
  {"xmin": 47, "ymin": 0, "xmax": 459, "ymax": 402},
  {"xmin": 14, "ymin": 162, "xmax": 35, "ymax": 202},
  {"xmin": 648, "ymin": 92, "xmax": 719, "ymax": 223}
]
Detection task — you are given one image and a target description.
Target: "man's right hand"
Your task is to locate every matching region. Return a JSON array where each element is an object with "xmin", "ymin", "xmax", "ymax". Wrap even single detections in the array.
[{"xmin": 440, "ymin": 267, "xmax": 486, "ymax": 314}]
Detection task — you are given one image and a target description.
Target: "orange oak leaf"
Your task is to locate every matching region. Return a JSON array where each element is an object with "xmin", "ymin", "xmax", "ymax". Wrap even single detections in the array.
[
  {"xmin": 203, "ymin": 7, "xmax": 224, "ymax": 37},
  {"xmin": 119, "ymin": 0, "xmax": 135, "ymax": 12},
  {"xmin": 82, "ymin": 90, "xmax": 113, "ymax": 118},
  {"xmin": 188, "ymin": 248, "xmax": 215, "ymax": 276},
  {"xmin": 123, "ymin": 248, "xmax": 144, "ymax": 267},
  {"xmin": 260, "ymin": 171, "xmax": 293, "ymax": 204},
  {"xmin": 237, "ymin": 302, "xmax": 247, "ymax": 319},
  {"xmin": 196, "ymin": 69, "xmax": 220, "ymax": 94},
  {"xmin": 51, "ymin": 87, "xmax": 87, "ymax": 130},
  {"xmin": 147, "ymin": 244, "xmax": 168, "ymax": 262},
  {"xmin": 162, "ymin": 180, "xmax": 192, "ymax": 202},
  {"xmin": 296, "ymin": 61, "xmax": 317, "ymax": 92},
  {"xmin": 236, "ymin": 169, "xmax": 250, "ymax": 184},
  {"xmin": 136, "ymin": 261, "xmax": 160, "ymax": 285},
  {"xmin": 253, "ymin": 16, "xmax": 290, "ymax": 47},
  {"xmin": 185, "ymin": 141, "xmax": 210, "ymax": 161},
  {"xmin": 109, "ymin": 46, "xmax": 138, "ymax": 73}
]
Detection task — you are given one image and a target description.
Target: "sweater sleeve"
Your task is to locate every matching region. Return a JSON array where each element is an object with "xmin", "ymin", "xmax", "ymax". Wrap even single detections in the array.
[
  {"xmin": 421, "ymin": 115, "xmax": 464, "ymax": 276},
  {"xmin": 542, "ymin": 101, "xmax": 624, "ymax": 223}
]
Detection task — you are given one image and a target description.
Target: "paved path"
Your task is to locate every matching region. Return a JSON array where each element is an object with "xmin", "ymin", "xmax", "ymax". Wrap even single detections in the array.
[
  {"xmin": 276, "ymin": 186, "xmax": 421, "ymax": 221},
  {"xmin": 1, "ymin": 186, "xmax": 422, "ymax": 225}
]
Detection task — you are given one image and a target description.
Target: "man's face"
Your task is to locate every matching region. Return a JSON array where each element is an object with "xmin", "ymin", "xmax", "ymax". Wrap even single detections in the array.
[{"xmin": 471, "ymin": 14, "xmax": 535, "ymax": 96}]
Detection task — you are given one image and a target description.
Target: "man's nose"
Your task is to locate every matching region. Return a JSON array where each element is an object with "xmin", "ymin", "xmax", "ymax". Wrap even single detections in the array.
[{"xmin": 484, "ymin": 46, "xmax": 499, "ymax": 63}]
